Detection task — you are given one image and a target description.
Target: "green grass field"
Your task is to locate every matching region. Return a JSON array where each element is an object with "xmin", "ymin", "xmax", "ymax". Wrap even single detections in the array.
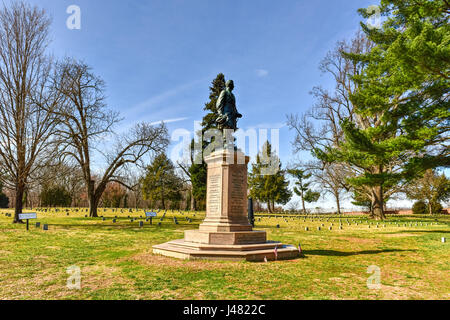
[{"xmin": 0, "ymin": 208, "xmax": 449, "ymax": 300}]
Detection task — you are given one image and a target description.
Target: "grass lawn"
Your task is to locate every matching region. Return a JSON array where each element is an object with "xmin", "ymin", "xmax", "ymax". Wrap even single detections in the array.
[{"xmin": 0, "ymin": 208, "xmax": 449, "ymax": 300}]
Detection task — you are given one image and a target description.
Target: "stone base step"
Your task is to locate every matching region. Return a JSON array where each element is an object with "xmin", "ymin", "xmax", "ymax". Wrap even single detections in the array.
[
  {"xmin": 153, "ymin": 240, "xmax": 299, "ymax": 262},
  {"xmin": 184, "ymin": 230, "xmax": 267, "ymax": 245},
  {"xmin": 169, "ymin": 239, "xmax": 280, "ymax": 251}
]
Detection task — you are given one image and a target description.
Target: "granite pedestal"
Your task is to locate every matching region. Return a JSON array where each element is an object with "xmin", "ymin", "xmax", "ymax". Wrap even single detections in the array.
[{"xmin": 153, "ymin": 149, "xmax": 299, "ymax": 262}]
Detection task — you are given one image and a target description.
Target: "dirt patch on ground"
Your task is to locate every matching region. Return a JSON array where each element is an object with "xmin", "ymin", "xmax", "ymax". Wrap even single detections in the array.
[
  {"xmin": 382, "ymin": 233, "xmax": 420, "ymax": 238},
  {"xmin": 1, "ymin": 264, "xmax": 135, "ymax": 299},
  {"xmin": 44, "ymin": 246, "xmax": 61, "ymax": 250},
  {"xmin": 329, "ymin": 277, "xmax": 344, "ymax": 282},
  {"xmin": 379, "ymin": 284, "xmax": 423, "ymax": 299},
  {"xmin": 80, "ymin": 265, "xmax": 132, "ymax": 291},
  {"xmin": 131, "ymin": 251, "xmax": 237, "ymax": 271},
  {"xmin": 1, "ymin": 270, "xmax": 62, "ymax": 299}
]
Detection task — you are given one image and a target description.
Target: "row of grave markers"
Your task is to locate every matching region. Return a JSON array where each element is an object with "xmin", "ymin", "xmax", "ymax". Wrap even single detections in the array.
[
  {"xmin": 97, "ymin": 210, "xmax": 197, "ymax": 227},
  {"xmin": 1, "ymin": 211, "xmax": 446, "ymax": 242}
]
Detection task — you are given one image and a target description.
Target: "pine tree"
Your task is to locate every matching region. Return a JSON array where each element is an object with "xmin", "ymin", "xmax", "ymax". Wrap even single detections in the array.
[
  {"xmin": 189, "ymin": 160, "xmax": 207, "ymax": 210},
  {"xmin": 351, "ymin": 190, "xmax": 373, "ymax": 213},
  {"xmin": 319, "ymin": 0, "xmax": 450, "ymax": 220},
  {"xmin": 142, "ymin": 153, "xmax": 183, "ymax": 210},
  {"xmin": 202, "ymin": 73, "xmax": 226, "ymax": 131},
  {"xmin": 40, "ymin": 185, "xmax": 72, "ymax": 207},
  {"xmin": 287, "ymin": 169, "xmax": 320, "ymax": 213},
  {"xmin": 189, "ymin": 74, "xmax": 226, "ymax": 210},
  {"xmin": 249, "ymin": 142, "xmax": 292, "ymax": 213}
]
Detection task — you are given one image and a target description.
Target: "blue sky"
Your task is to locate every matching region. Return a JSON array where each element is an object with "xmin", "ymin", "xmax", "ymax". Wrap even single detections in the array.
[{"xmin": 13, "ymin": 0, "xmax": 401, "ymax": 210}]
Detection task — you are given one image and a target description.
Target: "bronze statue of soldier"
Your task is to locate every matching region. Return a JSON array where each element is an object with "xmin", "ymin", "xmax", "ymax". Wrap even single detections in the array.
[{"xmin": 216, "ymin": 80, "xmax": 242, "ymax": 131}]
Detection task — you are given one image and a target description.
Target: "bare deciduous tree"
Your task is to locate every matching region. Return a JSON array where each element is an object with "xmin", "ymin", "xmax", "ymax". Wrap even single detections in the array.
[
  {"xmin": 178, "ymin": 161, "xmax": 196, "ymax": 211},
  {"xmin": 306, "ymin": 162, "xmax": 349, "ymax": 215},
  {"xmin": 123, "ymin": 169, "xmax": 145, "ymax": 209},
  {"xmin": 0, "ymin": 2, "xmax": 62, "ymax": 222},
  {"xmin": 287, "ymin": 31, "xmax": 373, "ymax": 155},
  {"xmin": 53, "ymin": 60, "xmax": 169, "ymax": 217}
]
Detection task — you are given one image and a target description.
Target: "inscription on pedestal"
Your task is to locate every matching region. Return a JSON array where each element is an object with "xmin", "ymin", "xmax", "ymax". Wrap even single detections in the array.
[
  {"xmin": 230, "ymin": 167, "xmax": 246, "ymax": 217},
  {"xmin": 208, "ymin": 174, "xmax": 221, "ymax": 214}
]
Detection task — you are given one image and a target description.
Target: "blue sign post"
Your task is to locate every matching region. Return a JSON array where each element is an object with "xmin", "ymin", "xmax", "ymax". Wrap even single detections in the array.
[
  {"xmin": 19, "ymin": 213, "xmax": 37, "ymax": 231},
  {"xmin": 145, "ymin": 212, "xmax": 157, "ymax": 225}
]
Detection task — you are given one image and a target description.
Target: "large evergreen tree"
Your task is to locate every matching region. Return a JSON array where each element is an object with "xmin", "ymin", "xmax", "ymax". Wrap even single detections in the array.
[
  {"xmin": 142, "ymin": 153, "xmax": 183, "ymax": 210},
  {"xmin": 202, "ymin": 73, "xmax": 226, "ymax": 131},
  {"xmin": 189, "ymin": 73, "xmax": 226, "ymax": 210},
  {"xmin": 249, "ymin": 142, "xmax": 292, "ymax": 213},
  {"xmin": 318, "ymin": 0, "xmax": 449, "ymax": 220}
]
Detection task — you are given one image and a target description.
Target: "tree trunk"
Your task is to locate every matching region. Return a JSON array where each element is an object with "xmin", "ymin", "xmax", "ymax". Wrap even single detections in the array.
[
  {"xmin": 301, "ymin": 194, "xmax": 306, "ymax": 214},
  {"xmin": 371, "ymin": 185, "xmax": 385, "ymax": 220},
  {"xmin": 192, "ymin": 196, "xmax": 196, "ymax": 211},
  {"xmin": 134, "ymin": 190, "xmax": 140, "ymax": 209},
  {"xmin": 368, "ymin": 198, "xmax": 375, "ymax": 219},
  {"xmin": 427, "ymin": 201, "xmax": 433, "ymax": 215},
  {"xmin": 86, "ymin": 179, "xmax": 99, "ymax": 217},
  {"xmin": 89, "ymin": 194, "xmax": 99, "ymax": 218},
  {"xmin": 335, "ymin": 192, "xmax": 341, "ymax": 215},
  {"xmin": 14, "ymin": 184, "xmax": 25, "ymax": 223},
  {"xmin": 267, "ymin": 201, "xmax": 272, "ymax": 213},
  {"xmin": 23, "ymin": 189, "xmax": 28, "ymax": 211},
  {"xmin": 190, "ymin": 189, "xmax": 195, "ymax": 211}
]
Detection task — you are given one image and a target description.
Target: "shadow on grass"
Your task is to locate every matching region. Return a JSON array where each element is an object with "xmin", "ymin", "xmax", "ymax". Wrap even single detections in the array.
[{"xmin": 304, "ymin": 249, "xmax": 415, "ymax": 257}]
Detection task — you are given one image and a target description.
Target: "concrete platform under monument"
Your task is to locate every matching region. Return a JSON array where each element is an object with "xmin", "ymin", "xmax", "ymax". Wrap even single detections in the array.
[
  {"xmin": 152, "ymin": 149, "xmax": 299, "ymax": 262},
  {"xmin": 153, "ymin": 240, "xmax": 299, "ymax": 262}
]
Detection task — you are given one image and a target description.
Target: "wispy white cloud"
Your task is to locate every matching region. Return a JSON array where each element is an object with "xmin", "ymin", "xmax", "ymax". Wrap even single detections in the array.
[
  {"xmin": 114, "ymin": 116, "xmax": 190, "ymax": 136},
  {"xmin": 150, "ymin": 117, "xmax": 189, "ymax": 126},
  {"xmin": 255, "ymin": 69, "xmax": 269, "ymax": 77},
  {"xmin": 126, "ymin": 77, "xmax": 207, "ymax": 116}
]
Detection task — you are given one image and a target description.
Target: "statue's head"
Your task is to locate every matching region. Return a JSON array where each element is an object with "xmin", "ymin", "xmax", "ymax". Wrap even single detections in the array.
[{"xmin": 226, "ymin": 80, "xmax": 234, "ymax": 91}]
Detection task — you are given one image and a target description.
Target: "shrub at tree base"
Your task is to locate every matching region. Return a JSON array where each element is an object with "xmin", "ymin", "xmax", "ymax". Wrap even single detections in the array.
[
  {"xmin": 0, "ymin": 192, "xmax": 8, "ymax": 208},
  {"xmin": 412, "ymin": 201, "xmax": 427, "ymax": 215},
  {"xmin": 40, "ymin": 186, "xmax": 72, "ymax": 207}
]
